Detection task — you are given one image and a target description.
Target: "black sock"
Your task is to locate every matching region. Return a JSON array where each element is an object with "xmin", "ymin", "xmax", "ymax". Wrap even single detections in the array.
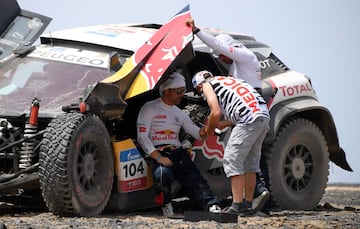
[
  {"xmin": 231, "ymin": 202, "xmax": 242, "ymax": 211},
  {"xmin": 243, "ymin": 200, "xmax": 252, "ymax": 209}
]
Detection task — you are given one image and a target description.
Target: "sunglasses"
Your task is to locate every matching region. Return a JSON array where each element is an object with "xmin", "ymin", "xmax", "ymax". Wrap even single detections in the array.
[{"xmin": 170, "ymin": 88, "xmax": 186, "ymax": 95}]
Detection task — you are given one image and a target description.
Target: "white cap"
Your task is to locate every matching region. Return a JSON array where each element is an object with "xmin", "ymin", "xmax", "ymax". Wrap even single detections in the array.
[
  {"xmin": 192, "ymin": 70, "xmax": 213, "ymax": 89},
  {"xmin": 216, "ymin": 34, "xmax": 236, "ymax": 46},
  {"xmin": 214, "ymin": 34, "xmax": 242, "ymax": 55},
  {"xmin": 159, "ymin": 72, "xmax": 186, "ymax": 95}
]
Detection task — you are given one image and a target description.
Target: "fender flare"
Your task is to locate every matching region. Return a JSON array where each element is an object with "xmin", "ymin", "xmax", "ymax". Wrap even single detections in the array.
[{"xmin": 266, "ymin": 97, "xmax": 352, "ymax": 172}]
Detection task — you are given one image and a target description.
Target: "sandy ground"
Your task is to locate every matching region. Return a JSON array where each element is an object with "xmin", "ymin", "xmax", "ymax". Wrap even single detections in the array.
[{"xmin": 0, "ymin": 184, "xmax": 359, "ymax": 228}]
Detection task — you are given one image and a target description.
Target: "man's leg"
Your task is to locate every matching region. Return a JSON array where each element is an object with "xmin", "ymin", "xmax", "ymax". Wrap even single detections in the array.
[
  {"xmin": 245, "ymin": 117, "xmax": 270, "ymax": 214},
  {"xmin": 223, "ymin": 124, "xmax": 255, "ymax": 214},
  {"xmin": 253, "ymin": 172, "xmax": 270, "ymax": 214},
  {"xmin": 223, "ymin": 174, "xmax": 253, "ymax": 215},
  {"xmin": 245, "ymin": 172, "xmax": 256, "ymax": 201},
  {"xmin": 175, "ymin": 152, "xmax": 220, "ymax": 211},
  {"xmin": 254, "ymin": 172, "xmax": 269, "ymax": 198},
  {"xmin": 231, "ymin": 174, "xmax": 244, "ymax": 203},
  {"xmin": 153, "ymin": 164, "xmax": 175, "ymax": 216},
  {"xmin": 253, "ymin": 141, "xmax": 271, "ymax": 214}
]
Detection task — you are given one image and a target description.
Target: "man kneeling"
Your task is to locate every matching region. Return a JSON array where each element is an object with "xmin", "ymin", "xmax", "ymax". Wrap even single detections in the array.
[{"xmin": 136, "ymin": 72, "xmax": 221, "ymax": 217}]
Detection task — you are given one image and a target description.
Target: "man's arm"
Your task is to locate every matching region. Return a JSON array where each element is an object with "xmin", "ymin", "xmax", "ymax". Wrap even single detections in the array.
[
  {"xmin": 136, "ymin": 104, "xmax": 173, "ymax": 166},
  {"xmin": 196, "ymin": 30, "xmax": 254, "ymax": 64},
  {"xmin": 186, "ymin": 19, "xmax": 253, "ymax": 63},
  {"xmin": 181, "ymin": 109, "xmax": 206, "ymax": 140},
  {"xmin": 202, "ymin": 82, "xmax": 222, "ymax": 135},
  {"xmin": 136, "ymin": 105, "xmax": 156, "ymax": 156}
]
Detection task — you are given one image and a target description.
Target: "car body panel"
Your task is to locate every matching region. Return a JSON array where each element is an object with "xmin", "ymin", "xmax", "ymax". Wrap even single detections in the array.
[
  {"xmin": 101, "ymin": 6, "xmax": 193, "ymax": 99},
  {"xmin": 263, "ymin": 71, "xmax": 317, "ymax": 110}
]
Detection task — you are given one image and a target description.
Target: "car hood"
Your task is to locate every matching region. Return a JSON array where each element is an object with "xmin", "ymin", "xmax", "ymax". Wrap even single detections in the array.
[{"xmin": 82, "ymin": 5, "xmax": 195, "ymax": 118}]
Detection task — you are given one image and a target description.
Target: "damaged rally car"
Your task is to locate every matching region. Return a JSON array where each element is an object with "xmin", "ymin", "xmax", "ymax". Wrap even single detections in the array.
[{"xmin": 0, "ymin": 2, "xmax": 352, "ymax": 217}]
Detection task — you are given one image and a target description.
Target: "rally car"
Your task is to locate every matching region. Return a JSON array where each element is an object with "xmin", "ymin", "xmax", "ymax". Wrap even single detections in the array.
[{"xmin": 0, "ymin": 1, "xmax": 352, "ymax": 216}]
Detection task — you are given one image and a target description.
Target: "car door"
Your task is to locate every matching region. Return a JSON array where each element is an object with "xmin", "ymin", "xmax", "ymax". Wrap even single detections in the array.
[{"xmin": 0, "ymin": 0, "xmax": 51, "ymax": 62}]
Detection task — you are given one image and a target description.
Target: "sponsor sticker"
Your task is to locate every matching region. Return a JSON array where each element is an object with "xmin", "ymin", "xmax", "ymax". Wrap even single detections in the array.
[
  {"xmin": 113, "ymin": 139, "xmax": 151, "ymax": 193},
  {"xmin": 29, "ymin": 45, "xmax": 109, "ymax": 68}
]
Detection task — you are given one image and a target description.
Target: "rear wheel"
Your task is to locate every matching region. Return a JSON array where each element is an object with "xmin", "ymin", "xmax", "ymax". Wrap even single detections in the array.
[
  {"xmin": 266, "ymin": 118, "xmax": 329, "ymax": 210},
  {"xmin": 39, "ymin": 113, "xmax": 113, "ymax": 216}
]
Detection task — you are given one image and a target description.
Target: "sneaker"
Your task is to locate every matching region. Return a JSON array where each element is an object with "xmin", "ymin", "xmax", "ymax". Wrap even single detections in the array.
[
  {"xmin": 208, "ymin": 204, "xmax": 222, "ymax": 213},
  {"xmin": 162, "ymin": 202, "xmax": 174, "ymax": 217},
  {"xmin": 222, "ymin": 206, "xmax": 238, "ymax": 214},
  {"xmin": 222, "ymin": 205, "xmax": 252, "ymax": 216},
  {"xmin": 252, "ymin": 190, "xmax": 270, "ymax": 213}
]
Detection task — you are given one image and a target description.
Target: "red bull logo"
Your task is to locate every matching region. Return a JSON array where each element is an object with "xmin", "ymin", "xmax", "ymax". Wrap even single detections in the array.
[
  {"xmin": 133, "ymin": 5, "xmax": 193, "ymax": 90},
  {"xmin": 152, "ymin": 129, "xmax": 177, "ymax": 141},
  {"xmin": 192, "ymin": 134, "xmax": 225, "ymax": 160}
]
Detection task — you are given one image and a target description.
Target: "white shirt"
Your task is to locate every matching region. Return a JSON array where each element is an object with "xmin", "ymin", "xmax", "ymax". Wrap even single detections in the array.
[
  {"xmin": 196, "ymin": 30, "xmax": 262, "ymax": 89},
  {"xmin": 136, "ymin": 98, "xmax": 201, "ymax": 155}
]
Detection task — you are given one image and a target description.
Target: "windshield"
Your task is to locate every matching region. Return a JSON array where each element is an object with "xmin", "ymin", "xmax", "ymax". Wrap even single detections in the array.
[{"xmin": 0, "ymin": 56, "xmax": 109, "ymax": 116}]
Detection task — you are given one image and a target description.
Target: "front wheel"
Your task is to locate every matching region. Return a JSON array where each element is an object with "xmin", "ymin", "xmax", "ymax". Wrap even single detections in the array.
[
  {"xmin": 39, "ymin": 113, "xmax": 114, "ymax": 216},
  {"xmin": 266, "ymin": 118, "xmax": 329, "ymax": 210}
]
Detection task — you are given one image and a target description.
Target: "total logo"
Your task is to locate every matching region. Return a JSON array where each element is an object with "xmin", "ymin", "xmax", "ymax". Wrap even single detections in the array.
[
  {"xmin": 266, "ymin": 72, "xmax": 315, "ymax": 109},
  {"xmin": 278, "ymin": 83, "xmax": 312, "ymax": 97}
]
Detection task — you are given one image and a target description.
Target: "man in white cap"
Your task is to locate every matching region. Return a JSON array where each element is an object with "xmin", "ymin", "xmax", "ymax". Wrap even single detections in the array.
[
  {"xmin": 136, "ymin": 72, "xmax": 221, "ymax": 217},
  {"xmin": 192, "ymin": 70, "xmax": 269, "ymax": 216},
  {"xmin": 187, "ymin": 18, "xmax": 271, "ymax": 214}
]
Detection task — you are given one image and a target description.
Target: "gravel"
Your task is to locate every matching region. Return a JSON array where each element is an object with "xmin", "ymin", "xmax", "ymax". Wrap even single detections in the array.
[{"xmin": 0, "ymin": 184, "xmax": 359, "ymax": 229}]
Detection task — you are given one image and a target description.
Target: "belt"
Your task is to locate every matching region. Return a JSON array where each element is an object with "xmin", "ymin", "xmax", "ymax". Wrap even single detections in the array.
[{"xmin": 155, "ymin": 144, "xmax": 179, "ymax": 152}]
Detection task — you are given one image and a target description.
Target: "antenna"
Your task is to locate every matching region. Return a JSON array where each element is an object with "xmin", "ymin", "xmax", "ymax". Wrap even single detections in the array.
[{"xmin": 49, "ymin": 31, "xmax": 53, "ymax": 46}]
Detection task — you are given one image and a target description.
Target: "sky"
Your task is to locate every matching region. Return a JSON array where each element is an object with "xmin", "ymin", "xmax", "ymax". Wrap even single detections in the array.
[{"xmin": 17, "ymin": 0, "xmax": 359, "ymax": 184}]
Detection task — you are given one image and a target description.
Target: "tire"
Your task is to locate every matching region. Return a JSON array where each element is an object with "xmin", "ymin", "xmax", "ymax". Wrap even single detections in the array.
[
  {"xmin": 39, "ymin": 113, "xmax": 114, "ymax": 216},
  {"xmin": 266, "ymin": 118, "xmax": 329, "ymax": 210}
]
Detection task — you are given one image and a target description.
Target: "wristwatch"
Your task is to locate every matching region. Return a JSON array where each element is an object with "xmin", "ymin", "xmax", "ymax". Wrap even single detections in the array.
[
  {"xmin": 155, "ymin": 154, "xmax": 162, "ymax": 162},
  {"xmin": 193, "ymin": 27, "xmax": 200, "ymax": 34}
]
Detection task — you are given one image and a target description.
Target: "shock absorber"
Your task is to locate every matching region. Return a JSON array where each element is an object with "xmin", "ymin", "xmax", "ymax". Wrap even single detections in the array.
[{"xmin": 19, "ymin": 98, "xmax": 40, "ymax": 169}]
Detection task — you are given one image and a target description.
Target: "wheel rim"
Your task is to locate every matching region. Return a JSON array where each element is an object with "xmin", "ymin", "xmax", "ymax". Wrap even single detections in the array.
[
  {"xmin": 284, "ymin": 144, "xmax": 313, "ymax": 191},
  {"xmin": 77, "ymin": 141, "xmax": 100, "ymax": 192}
]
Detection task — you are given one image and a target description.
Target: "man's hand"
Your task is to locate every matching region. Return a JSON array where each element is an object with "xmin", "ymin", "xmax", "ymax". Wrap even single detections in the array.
[
  {"xmin": 186, "ymin": 18, "xmax": 199, "ymax": 34},
  {"xmin": 186, "ymin": 18, "xmax": 195, "ymax": 29},
  {"xmin": 151, "ymin": 150, "xmax": 173, "ymax": 167},
  {"xmin": 158, "ymin": 156, "xmax": 173, "ymax": 167},
  {"xmin": 199, "ymin": 126, "xmax": 207, "ymax": 139}
]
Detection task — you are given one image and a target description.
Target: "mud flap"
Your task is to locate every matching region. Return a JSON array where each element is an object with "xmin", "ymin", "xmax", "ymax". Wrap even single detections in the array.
[
  {"xmin": 82, "ymin": 82, "xmax": 127, "ymax": 119},
  {"xmin": 329, "ymin": 147, "xmax": 353, "ymax": 172},
  {"xmin": 184, "ymin": 211, "xmax": 238, "ymax": 223}
]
